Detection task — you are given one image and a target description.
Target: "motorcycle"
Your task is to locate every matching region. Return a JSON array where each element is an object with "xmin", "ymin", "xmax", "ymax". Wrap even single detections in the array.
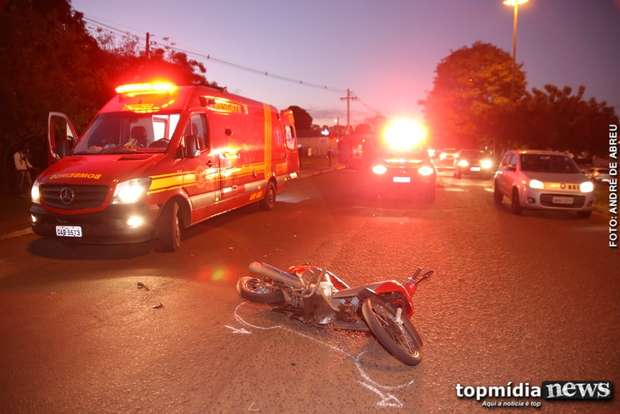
[{"xmin": 236, "ymin": 261, "xmax": 433, "ymax": 366}]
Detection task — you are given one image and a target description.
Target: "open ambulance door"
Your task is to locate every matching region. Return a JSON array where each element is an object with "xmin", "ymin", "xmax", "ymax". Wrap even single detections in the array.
[{"xmin": 48, "ymin": 112, "xmax": 79, "ymax": 164}]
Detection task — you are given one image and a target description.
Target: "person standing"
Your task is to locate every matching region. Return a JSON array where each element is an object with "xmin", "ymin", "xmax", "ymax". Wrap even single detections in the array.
[{"xmin": 14, "ymin": 147, "xmax": 33, "ymax": 196}]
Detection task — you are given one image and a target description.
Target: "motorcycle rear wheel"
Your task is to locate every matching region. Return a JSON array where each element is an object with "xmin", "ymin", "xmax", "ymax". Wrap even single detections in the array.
[
  {"xmin": 362, "ymin": 296, "xmax": 422, "ymax": 366},
  {"xmin": 237, "ymin": 276, "xmax": 285, "ymax": 304}
]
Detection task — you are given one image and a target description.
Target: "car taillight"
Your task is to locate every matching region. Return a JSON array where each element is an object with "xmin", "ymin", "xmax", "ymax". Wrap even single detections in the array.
[
  {"xmin": 418, "ymin": 165, "xmax": 434, "ymax": 176},
  {"xmin": 372, "ymin": 164, "xmax": 388, "ymax": 175}
]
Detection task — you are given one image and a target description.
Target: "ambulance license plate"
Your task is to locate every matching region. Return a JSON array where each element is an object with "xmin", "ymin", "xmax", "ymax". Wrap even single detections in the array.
[
  {"xmin": 393, "ymin": 176, "xmax": 411, "ymax": 183},
  {"xmin": 56, "ymin": 225, "xmax": 83, "ymax": 238},
  {"xmin": 552, "ymin": 196, "xmax": 573, "ymax": 205},
  {"xmin": 470, "ymin": 166, "xmax": 481, "ymax": 172}
]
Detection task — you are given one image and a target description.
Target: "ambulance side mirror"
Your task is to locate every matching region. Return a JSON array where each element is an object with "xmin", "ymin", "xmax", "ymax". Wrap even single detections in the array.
[{"xmin": 184, "ymin": 135, "xmax": 201, "ymax": 158}]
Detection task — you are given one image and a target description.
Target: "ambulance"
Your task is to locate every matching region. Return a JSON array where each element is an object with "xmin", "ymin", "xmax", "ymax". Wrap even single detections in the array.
[{"xmin": 30, "ymin": 80, "xmax": 300, "ymax": 251}]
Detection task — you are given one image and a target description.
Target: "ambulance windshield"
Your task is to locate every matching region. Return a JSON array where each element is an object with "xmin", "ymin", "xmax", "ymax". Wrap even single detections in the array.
[{"xmin": 73, "ymin": 112, "xmax": 181, "ymax": 154}]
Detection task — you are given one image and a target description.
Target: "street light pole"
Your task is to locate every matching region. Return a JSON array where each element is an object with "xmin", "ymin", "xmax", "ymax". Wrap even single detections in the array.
[{"xmin": 503, "ymin": 0, "xmax": 528, "ymax": 99}]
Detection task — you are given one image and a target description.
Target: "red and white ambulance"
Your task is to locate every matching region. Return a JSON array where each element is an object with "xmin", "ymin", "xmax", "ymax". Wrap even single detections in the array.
[{"xmin": 30, "ymin": 80, "xmax": 299, "ymax": 250}]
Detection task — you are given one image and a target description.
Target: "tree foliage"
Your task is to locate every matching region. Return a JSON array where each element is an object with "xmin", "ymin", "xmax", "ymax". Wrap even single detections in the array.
[
  {"xmin": 287, "ymin": 105, "xmax": 313, "ymax": 136},
  {"xmin": 421, "ymin": 41, "xmax": 617, "ymax": 155},
  {"xmin": 0, "ymin": 0, "xmax": 208, "ymax": 189},
  {"xmin": 421, "ymin": 41, "xmax": 526, "ymax": 149}
]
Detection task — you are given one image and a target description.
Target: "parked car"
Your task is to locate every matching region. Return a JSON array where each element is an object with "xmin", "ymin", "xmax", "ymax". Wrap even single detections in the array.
[
  {"xmin": 453, "ymin": 149, "xmax": 494, "ymax": 179},
  {"xmin": 493, "ymin": 150, "xmax": 594, "ymax": 218},
  {"xmin": 434, "ymin": 148, "xmax": 458, "ymax": 171}
]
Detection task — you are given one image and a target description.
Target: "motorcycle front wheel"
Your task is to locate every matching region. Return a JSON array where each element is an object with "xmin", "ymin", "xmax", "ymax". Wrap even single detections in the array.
[
  {"xmin": 361, "ymin": 296, "xmax": 423, "ymax": 366},
  {"xmin": 237, "ymin": 276, "xmax": 285, "ymax": 304}
]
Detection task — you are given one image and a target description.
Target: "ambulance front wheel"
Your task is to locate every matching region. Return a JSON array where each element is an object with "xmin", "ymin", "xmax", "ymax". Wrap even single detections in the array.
[
  {"xmin": 260, "ymin": 182, "xmax": 276, "ymax": 210},
  {"xmin": 158, "ymin": 201, "xmax": 182, "ymax": 252}
]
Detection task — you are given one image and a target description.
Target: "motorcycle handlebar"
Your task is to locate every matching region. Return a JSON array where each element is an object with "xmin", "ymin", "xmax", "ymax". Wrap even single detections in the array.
[{"xmin": 249, "ymin": 261, "xmax": 304, "ymax": 289}]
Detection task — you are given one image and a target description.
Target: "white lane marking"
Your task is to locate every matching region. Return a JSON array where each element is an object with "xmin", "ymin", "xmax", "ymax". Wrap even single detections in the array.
[
  {"xmin": 0, "ymin": 227, "xmax": 33, "ymax": 240},
  {"xmin": 225, "ymin": 325, "xmax": 252, "ymax": 335},
  {"xmin": 483, "ymin": 187, "xmax": 494, "ymax": 192},
  {"xmin": 248, "ymin": 401, "xmax": 260, "ymax": 412},
  {"xmin": 443, "ymin": 187, "xmax": 465, "ymax": 192},
  {"xmin": 232, "ymin": 302, "xmax": 415, "ymax": 408}
]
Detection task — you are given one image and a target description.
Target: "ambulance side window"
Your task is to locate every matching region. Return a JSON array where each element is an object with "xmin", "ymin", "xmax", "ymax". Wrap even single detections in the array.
[{"xmin": 186, "ymin": 113, "xmax": 209, "ymax": 151}]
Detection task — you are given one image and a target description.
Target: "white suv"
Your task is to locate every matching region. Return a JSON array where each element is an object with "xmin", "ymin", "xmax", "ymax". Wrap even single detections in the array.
[{"xmin": 493, "ymin": 150, "xmax": 595, "ymax": 218}]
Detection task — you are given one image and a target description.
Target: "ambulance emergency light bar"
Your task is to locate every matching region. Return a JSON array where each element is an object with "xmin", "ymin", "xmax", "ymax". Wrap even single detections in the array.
[{"xmin": 115, "ymin": 81, "xmax": 178, "ymax": 97}]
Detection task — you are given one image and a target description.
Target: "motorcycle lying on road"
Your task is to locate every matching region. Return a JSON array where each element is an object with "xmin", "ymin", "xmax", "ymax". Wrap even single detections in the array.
[{"xmin": 237, "ymin": 261, "xmax": 433, "ymax": 366}]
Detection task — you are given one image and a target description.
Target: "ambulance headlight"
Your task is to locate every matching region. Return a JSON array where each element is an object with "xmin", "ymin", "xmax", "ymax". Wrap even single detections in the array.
[
  {"xmin": 579, "ymin": 181, "xmax": 594, "ymax": 193},
  {"xmin": 31, "ymin": 180, "xmax": 41, "ymax": 204},
  {"xmin": 113, "ymin": 178, "xmax": 151, "ymax": 204}
]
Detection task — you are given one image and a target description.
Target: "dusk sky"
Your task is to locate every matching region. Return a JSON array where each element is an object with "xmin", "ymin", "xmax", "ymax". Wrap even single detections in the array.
[{"xmin": 73, "ymin": 0, "xmax": 620, "ymax": 125}]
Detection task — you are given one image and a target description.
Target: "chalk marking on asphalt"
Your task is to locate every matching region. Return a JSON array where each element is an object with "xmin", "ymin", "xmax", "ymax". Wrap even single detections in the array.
[
  {"xmin": 248, "ymin": 401, "xmax": 259, "ymax": 412},
  {"xmin": 358, "ymin": 381, "xmax": 403, "ymax": 408},
  {"xmin": 224, "ymin": 325, "xmax": 252, "ymax": 335},
  {"xmin": 232, "ymin": 301, "xmax": 414, "ymax": 407}
]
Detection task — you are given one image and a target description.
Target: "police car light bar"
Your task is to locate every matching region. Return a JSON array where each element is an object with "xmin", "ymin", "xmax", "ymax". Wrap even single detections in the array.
[{"xmin": 115, "ymin": 81, "xmax": 178, "ymax": 97}]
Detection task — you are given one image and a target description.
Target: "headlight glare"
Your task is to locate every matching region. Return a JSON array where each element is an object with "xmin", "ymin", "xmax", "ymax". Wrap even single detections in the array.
[
  {"xmin": 480, "ymin": 159, "xmax": 493, "ymax": 169},
  {"xmin": 529, "ymin": 179, "xmax": 544, "ymax": 190},
  {"xmin": 113, "ymin": 178, "xmax": 151, "ymax": 204},
  {"xmin": 31, "ymin": 181, "xmax": 40, "ymax": 204},
  {"xmin": 372, "ymin": 164, "xmax": 388, "ymax": 175},
  {"xmin": 457, "ymin": 159, "xmax": 469, "ymax": 168},
  {"xmin": 579, "ymin": 181, "xmax": 594, "ymax": 193},
  {"xmin": 418, "ymin": 165, "xmax": 434, "ymax": 176}
]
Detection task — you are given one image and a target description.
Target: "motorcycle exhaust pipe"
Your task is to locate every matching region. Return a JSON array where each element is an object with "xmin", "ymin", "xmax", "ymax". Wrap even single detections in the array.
[{"xmin": 249, "ymin": 261, "xmax": 304, "ymax": 289}]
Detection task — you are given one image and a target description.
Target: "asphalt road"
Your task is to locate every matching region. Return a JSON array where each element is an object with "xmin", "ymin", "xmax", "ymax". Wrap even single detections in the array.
[{"xmin": 0, "ymin": 170, "xmax": 618, "ymax": 414}]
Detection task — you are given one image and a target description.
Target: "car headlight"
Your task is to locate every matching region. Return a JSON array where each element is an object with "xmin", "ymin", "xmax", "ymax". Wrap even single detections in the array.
[
  {"xmin": 480, "ymin": 159, "xmax": 493, "ymax": 169},
  {"xmin": 372, "ymin": 164, "xmax": 388, "ymax": 175},
  {"xmin": 418, "ymin": 165, "xmax": 434, "ymax": 176},
  {"xmin": 112, "ymin": 178, "xmax": 151, "ymax": 204},
  {"xmin": 31, "ymin": 180, "xmax": 40, "ymax": 204},
  {"xmin": 579, "ymin": 181, "xmax": 594, "ymax": 193},
  {"xmin": 529, "ymin": 179, "xmax": 544, "ymax": 190},
  {"xmin": 457, "ymin": 159, "xmax": 469, "ymax": 168}
]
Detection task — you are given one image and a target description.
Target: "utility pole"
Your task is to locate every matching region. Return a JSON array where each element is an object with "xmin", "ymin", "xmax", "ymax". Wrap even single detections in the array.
[
  {"xmin": 145, "ymin": 32, "xmax": 150, "ymax": 58},
  {"xmin": 340, "ymin": 88, "xmax": 357, "ymax": 133}
]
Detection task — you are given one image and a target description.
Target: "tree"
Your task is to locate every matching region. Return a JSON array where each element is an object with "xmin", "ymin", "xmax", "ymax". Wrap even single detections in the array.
[
  {"xmin": 509, "ymin": 85, "xmax": 618, "ymax": 155},
  {"xmin": 0, "ymin": 0, "xmax": 207, "ymax": 191},
  {"xmin": 420, "ymin": 41, "xmax": 526, "ymax": 149},
  {"xmin": 287, "ymin": 105, "xmax": 313, "ymax": 136}
]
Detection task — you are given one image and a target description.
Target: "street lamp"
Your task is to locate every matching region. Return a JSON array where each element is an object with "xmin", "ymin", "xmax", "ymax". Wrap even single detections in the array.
[{"xmin": 504, "ymin": 0, "xmax": 528, "ymax": 102}]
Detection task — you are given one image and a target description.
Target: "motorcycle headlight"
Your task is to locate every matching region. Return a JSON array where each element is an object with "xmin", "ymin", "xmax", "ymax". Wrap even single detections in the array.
[
  {"xmin": 529, "ymin": 179, "xmax": 544, "ymax": 190},
  {"xmin": 31, "ymin": 180, "xmax": 40, "ymax": 204},
  {"xmin": 112, "ymin": 178, "xmax": 151, "ymax": 204},
  {"xmin": 372, "ymin": 164, "xmax": 388, "ymax": 175},
  {"xmin": 579, "ymin": 181, "xmax": 594, "ymax": 193}
]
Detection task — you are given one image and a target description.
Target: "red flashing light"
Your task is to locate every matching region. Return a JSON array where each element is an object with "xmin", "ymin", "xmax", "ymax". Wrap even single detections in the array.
[{"xmin": 115, "ymin": 81, "xmax": 178, "ymax": 97}]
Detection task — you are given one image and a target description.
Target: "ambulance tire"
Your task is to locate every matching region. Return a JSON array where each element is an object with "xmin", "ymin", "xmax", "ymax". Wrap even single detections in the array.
[
  {"xmin": 158, "ymin": 201, "xmax": 182, "ymax": 252},
  {"xmin": 260, "ymin": 182, "xmax": 277, "ymax": 210}
]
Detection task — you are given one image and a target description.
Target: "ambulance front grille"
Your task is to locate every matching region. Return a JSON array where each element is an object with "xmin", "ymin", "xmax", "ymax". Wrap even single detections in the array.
[{"xmin": 41, "ymin": 185, "xmax": 109, "ymax": 209}]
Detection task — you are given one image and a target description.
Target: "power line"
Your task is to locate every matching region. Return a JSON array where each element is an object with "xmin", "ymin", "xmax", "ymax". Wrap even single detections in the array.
[
  {"xmin": 82, "ymin": 15, "xmax": 382, "ymax": 119},
  {"xmin": 83, "ymin": 16, "xmax": 345, "ymax": 93}
]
